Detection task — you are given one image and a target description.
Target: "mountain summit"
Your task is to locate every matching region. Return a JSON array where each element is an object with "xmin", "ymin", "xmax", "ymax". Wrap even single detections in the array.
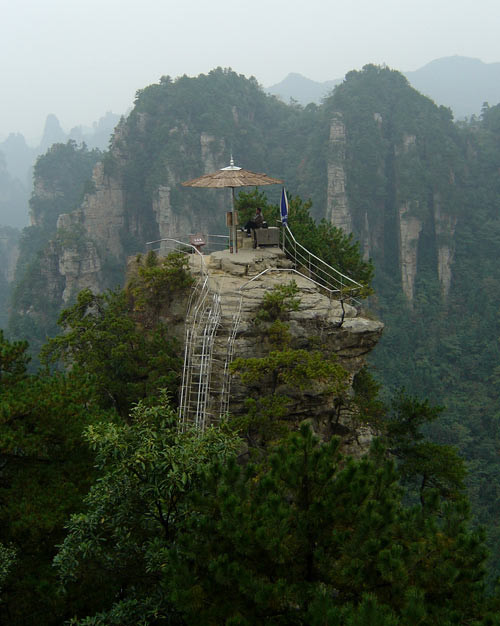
[{"xmin": 267, "ymin": 56, "xmax": 500, "ymax": 119}]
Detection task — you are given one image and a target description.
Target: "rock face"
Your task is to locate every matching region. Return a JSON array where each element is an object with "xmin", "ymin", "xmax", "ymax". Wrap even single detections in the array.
[
  {"xmin": 324, "ymin": 107, "xmax": 460, "ymax": 303},
  {"xmin": 55, "ymin": 212, "xmax": 103, "ymax": 302},
  {"xmin": 0, "ymin": 231, "xmax": 19, "ymax": 284},
  {"xmin": 27, "ymin": 124, "xmax": 230, "ymax": 318},
  {"xmin": 78, "ymin": 162, "xmax": 127, "ymax": 259},
  {"xmin": 16, "ymin": 67, "xmax": 465, "ymax": 351},
  {"xmin": 326, "ymin": 113, "xmax": 351, "ymax": 233},
  {"xmin": 177, "ymin": 246, "xmax": 383, "ymax": 457},
  {"xmin": 433, "ymin": 196, "xmax": 457, "ymax": 297},
  {"xmin": 399, "ymin": 204, "xmax": 423, "ymax": 302}
]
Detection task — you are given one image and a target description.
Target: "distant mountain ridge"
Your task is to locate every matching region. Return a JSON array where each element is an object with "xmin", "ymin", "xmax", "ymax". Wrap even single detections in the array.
[
  {"xmin": 405, "ymin": 56, "xmax": 500, "ymax": 119},
  {"xmin": 267, "ymin": 56, "xmax": 500, "ymax": 119},
  {"xmin": 266, "ymin": 73, "xmax": 341, "ymax": 105},
  {"xmin": 0, "ymin": 111, "xmax": 120, "ymax": 228}
]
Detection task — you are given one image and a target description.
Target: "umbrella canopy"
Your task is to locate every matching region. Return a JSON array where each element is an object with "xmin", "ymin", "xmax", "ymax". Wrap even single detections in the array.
[
  {"xmin": 181, "ymin": 158, "xmax": 283, "ymax": 189},
  {"xmin": 181, "ymin": 158, "xmax": 283, "ymax": 254}
]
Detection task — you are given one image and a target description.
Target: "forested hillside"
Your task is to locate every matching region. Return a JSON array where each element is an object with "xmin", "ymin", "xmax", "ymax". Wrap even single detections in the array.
[
  {"xmin": 322, "ymin": 66, "xmax": 500, "ymax": 574},
  {"xmin": 9, "ymin": 141, "xmax": 102, "ymax": 358},
  {"xmin": 4, "ymin": 65, "xmax": 500, "ymax": 622},
  {"xmin": 1, "ymin": 246, "xmax": 498, "ymax": 624}
]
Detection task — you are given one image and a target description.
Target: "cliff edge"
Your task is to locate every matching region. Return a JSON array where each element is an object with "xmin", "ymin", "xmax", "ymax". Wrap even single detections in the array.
[{"xmin": 144, "ymin": 246, "xmax": 383, "ymax": 456}]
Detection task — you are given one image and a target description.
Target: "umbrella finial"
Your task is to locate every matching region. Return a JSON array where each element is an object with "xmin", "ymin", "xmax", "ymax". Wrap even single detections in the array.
[{"xmin": 221, "ymin": 155, "xmax": 241, "ymax": 171}]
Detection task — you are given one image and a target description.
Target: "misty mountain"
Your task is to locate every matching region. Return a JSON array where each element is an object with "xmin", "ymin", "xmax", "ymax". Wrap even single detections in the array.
[
  {"xmin": 0, "ymin": 111, "xmax": 120, "ymax": 229},
  {"xmin": 67, "ymin": 111, "xmax": 121, "ymax": 150},
  {"xmin": 405, "ymin": 55, "xmax": 500, "ymax": 119},
  {"xmin": 39, "ymin": 111, "xmax": 121, "ymax": 154},
  {"xmin": 0, "ymin": 152, "xmax": 30, "ymax": 229},
  {"xmin": 0, "ymin": 132, "xmax": 36, "ymax": 185},
  {"xmin": 10, "ymin": 67, "xmax": 500, "ymax": 581},
  {"xmin": 266, "ymin": 72, "xmax": 341, "ymax": 105},
  {"xmin": 267, "ymin": 56, "xmax": 500, "ymax": 119},
  {"xmin": 39, "ymin": 114, "xmax": 67, "ymax": 154}
]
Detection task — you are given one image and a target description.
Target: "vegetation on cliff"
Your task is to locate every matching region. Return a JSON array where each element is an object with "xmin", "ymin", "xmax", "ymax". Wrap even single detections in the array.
[
  {"xmin": 326, "ymin": 68, "xmax": 500, "ymax": 576},
  {"xmin": 0, "ymin": 257, "xmax": 188, "ymax": 623},
  {"xmin": 236, "ymin": 190, "xmax": 374, "ymax": 290},
  {"xmin": 2, "ymin": 247, "xmax": 497, "ymax": 623},
  {"xmin": 9, "ymin": 141, "xmax": 102, "ymax": 359},
  {"xmin": 4, "ymin": 64, "xmax": 500, "ymax": 620},
  {"xmin": 0, "ymin": 225, "xmax": 19, "ymax": 328},
  {"xmin": 54, "ymin": 405, "xmax": 494, "ymax": 625}
]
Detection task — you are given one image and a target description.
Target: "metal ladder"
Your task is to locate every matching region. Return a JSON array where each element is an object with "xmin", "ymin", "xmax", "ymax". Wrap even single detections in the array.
[{"xmin": 178, "ymin": 272, "xmax": 222, "ymax": 431}]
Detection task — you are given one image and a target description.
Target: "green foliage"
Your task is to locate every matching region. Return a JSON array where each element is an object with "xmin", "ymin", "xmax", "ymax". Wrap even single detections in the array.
[
  {"xmin": 30, "ymin": 141, "xmax": 101, "ymax": 232},
  {"xmin": 0, "ymin": 543, "xmax": 15, "ymax": 598},
  {"xmin": 167, "ymin": 424, "xmax": 491, "ymax": 625},
  {"xmin": 50, "ymin": 407, "xmax": 496, "ymax": 624},
  {"xmin": 119, "ymin": 68, "xmax": 298, "ymax": 226},
  {"xmin": 0, "ymin": 358, "xmax": 114, "ymax": 623},
  {"xmin": 0, "ymin": 264, "xmax": 188, "ymax": 622},
  {"xmin": 236, "ymin": 190, "xmax": 374, "ymax": 294},
  {"xmin": 0, "ymin": 265, "xmax": 189, "ymax": 622},
  {"xmin": 326, "ymin": 64, "xmax": 466, "ymax": 281},
  {"xmin": 319, "ymin": 64, "xmax": 500, "ymax": 581},
  {"xmin": 9, "ymin": 141, "xmax": 102, "ymax": 359},
  {"xmin": 383, "ymin": 390, "xmax": 466, "ymax": 505},
  {"xmin": 365, "ymin": 94, "xmax": 500, "ymax": 579},
  {"xmin": 0, "ymin": 329, "xmax": 30, "ymax": 384},
  {"xmin": 352, "ymin": 366, "xmax": 386, "ymax": 428},
  {"xmin": 230, "ymin": 281, "xmax": 351, "ymax": 449},
  {"xmin": 264, "ymin": 319, "xmax": 293, "ymax": 350},
  {"xmin": 385, "ymin": 390, "xmax": 443, "ymax": 445},
  {"xmin": 54, "ymin": 394, "xmax": 241, "ymax": 625},
  {"xmin": 254, "ymin": 280, "xmax": 301, "ymax": 323},
  {"xmin": 287, "ymin": 196, "xmax": 374, "ymax": 293},
  {"xmin": 127, "ymin": 251, "xmax": 194, "ymax": 326},
  {"xmin": 40, "ymin": 286, "xmax": 181, "ymax": 416},
  {"xmin": 6, "ymin": 63, "xmax": 500, "ymax": 620},
  {"xmin": 352, "ymin": 369, "xmax": 468, "ymax": 511},
  {"xmin": 232, "ymin": 349, "xmax": 348, "ymax": 396},
  {"xmin": 231, "ymin": 347, "xmax": 349, "ymax": 449},
  {"xmin": 55, "ymin": 223, "xmax": 87, "ymax": 252}
]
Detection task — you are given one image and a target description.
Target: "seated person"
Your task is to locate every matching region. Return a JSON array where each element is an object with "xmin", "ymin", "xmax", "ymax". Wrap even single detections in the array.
[{"xmin": 243, "ymin": 207, "xmax": 264, "ymax": 236}]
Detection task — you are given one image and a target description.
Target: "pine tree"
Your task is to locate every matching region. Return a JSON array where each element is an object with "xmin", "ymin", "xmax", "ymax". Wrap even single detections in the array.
[{"xmin": 168, "ymin": 425, "xmax": 492, "ymax": 625}]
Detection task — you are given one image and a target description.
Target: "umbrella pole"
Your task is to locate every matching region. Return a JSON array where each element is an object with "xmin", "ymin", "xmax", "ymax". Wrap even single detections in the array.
[{"xmin": 231, "ymin": 187, "xmax": 238, "ymax": 254}]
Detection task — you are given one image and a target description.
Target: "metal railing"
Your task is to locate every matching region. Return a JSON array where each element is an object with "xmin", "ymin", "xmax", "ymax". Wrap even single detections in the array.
[
  {"xmin": 144, "ymin": 237, "xmax": 206, "ymax": 276},
  {"xmin": 236, "ymin": 266, "xmax": 345, "ymax": 295},
  {"xmin": 280, "ymin": 224, "xmax": 363, "ymax": 305},
  {"xmin": 146, "ymin": 233, "xmax": 229, "ymax": 255}
]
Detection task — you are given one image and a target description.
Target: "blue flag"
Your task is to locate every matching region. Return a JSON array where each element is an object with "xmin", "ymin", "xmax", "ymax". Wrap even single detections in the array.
[{"xmin": 280, "ymin": 187, "xmax": 289, "ymax": 225}]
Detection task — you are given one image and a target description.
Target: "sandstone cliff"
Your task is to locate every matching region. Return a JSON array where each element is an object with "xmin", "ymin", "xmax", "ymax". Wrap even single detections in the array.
[
  {"xmin": 0, "ymin": 228, "xmax": 19, "ymax": 284},
  {"xmin": 323, "ymin": 103, "xmax": 461, "ymax": 302},
  {"xmin": 139, "ymin": 246, "xmax": 383, "ymax": 456},
  {"xmin": 10, "ymin": 67, "xmax": 468, "ymax": 350}
]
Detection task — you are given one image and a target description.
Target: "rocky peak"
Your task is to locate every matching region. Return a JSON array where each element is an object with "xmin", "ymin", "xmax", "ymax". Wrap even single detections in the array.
[{"xmin": 164, "ymin": 246, "xmax": 383, "ymax": 456}]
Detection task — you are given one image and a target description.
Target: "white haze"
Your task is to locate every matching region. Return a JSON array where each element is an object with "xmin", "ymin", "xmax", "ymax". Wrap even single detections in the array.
[{"xmin": 1, "ymin": 0, "xmax": 499, "ymax": 144}]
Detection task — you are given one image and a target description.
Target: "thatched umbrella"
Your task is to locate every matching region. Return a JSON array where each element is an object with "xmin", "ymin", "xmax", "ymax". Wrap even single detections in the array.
[{"xmin": 182, "ymin": 158, "xmax": 283, "ymax": 252}]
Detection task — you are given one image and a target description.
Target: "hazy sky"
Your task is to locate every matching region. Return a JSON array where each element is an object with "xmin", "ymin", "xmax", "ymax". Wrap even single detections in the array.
[{"xmin": 1, "ymin": 0, "xmax": 499, "ymax": 144}]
